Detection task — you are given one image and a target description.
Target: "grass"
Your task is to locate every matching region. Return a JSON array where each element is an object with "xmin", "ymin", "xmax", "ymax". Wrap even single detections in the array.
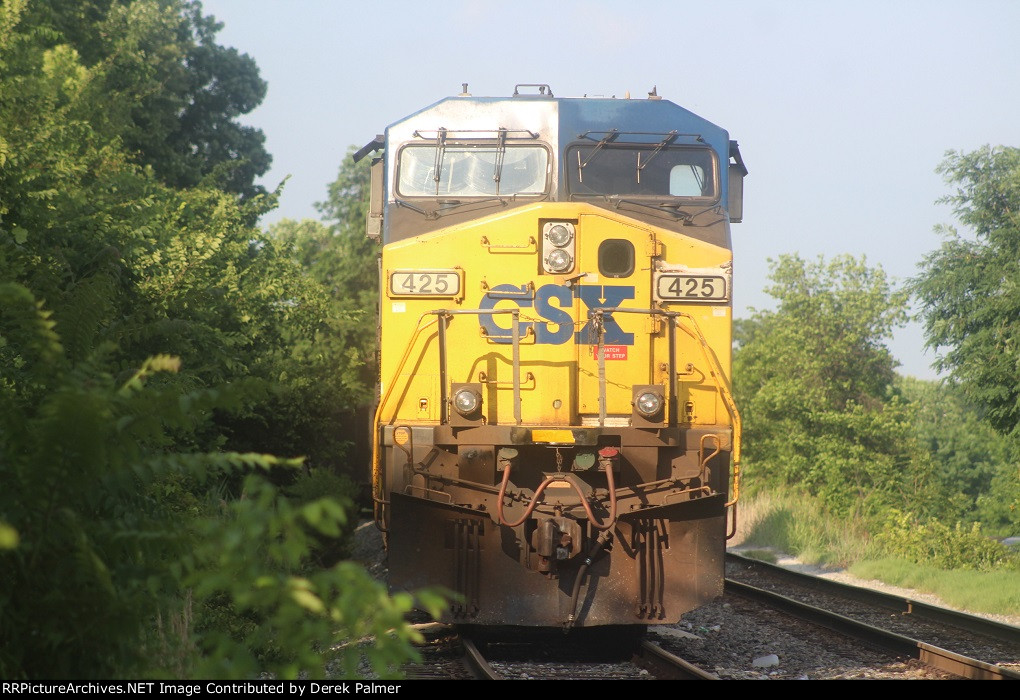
[
  {"xmin": 731, "ymin": 492, "xmax": 871, "ymax": 569},
  {"xmin": 849, "ymin": 557, "xmax": 1020, "ymax": 618},
  {"xmin": 730, "ymin": 492, "xmax": 1020, "ymax": 618}
]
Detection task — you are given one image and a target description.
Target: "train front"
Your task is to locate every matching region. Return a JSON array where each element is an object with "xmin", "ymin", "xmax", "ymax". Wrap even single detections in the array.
[{"xmin": 365, "ymin": 85, "xmax": 745, "ymax": 629}]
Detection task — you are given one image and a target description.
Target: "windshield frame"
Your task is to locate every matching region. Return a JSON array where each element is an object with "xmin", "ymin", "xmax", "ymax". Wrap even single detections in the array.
[
  {"xmin": 395, "ymin": 140, "xmax": 552, "ymax": 200},
  {"xmin": 565, "ymin": 141, "xmax": 721, "ymax": 204}
]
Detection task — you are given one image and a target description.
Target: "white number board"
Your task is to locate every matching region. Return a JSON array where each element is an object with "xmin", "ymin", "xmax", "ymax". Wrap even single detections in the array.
[
  {"xmin": 389, "ymin": 270, "xmax": 461, "ymax": 297},
  {"xmin": 655, "ymin": 273, "xmax": 728, "ymax": 302}
]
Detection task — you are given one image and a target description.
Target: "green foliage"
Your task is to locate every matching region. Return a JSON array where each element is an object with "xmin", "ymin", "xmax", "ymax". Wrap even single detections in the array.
[
  {"xmin": 733, "ymin": 254, "xmax": 930, "ymax": 516},
  {"xmin": 0, "ymin": 4, "xmax": 435, "ymax": 679},
  {"xmin": 974, "ymin": 466, "xmax": 1020, "ymax": 537},
  {"xmin": 181, "ymin": 475, "xmax": 445, "ymax": 680},
  {"xmin": 22, "ymin": 0, "xmax": 271, "ymax": 199},
  {"xmin": 312, "ymin": 146, "xmax": 380, "ymax": 352},
  {"xmin": 736, "ymin": 492, "xmax": 873, "ymax": 569},
  {"xmin": 738, "ymin": 253, "xmax": 908, "ymax": 408},
  {"xmin": 912, "ymin": 146, "xmax": 1020, "ymax": 438},
  {"xmin": 0, "ymin": 282, "xmax": 439, "ymax": 680},
  {"xmin": 730, "ymin": 150, "xmax": 1020, "ymax": 592},
  {"xmin": 872, "ymin": 511, "xmax": 1018, "ymax": 572},
  {"xmin": 262, "ymin": 150, "xmax": 381, "ymax": 479},
  {"xmin": 898, "ymin": 377, "xmax": 1019, "ymax": 534},
  {"xmin": 737, "ymin": 494, "xmax": 1020, "ymax": 616},
  {"xmin": 283, "ymin": 469, "xmax": 363, "ymax": 567},
  {"xmin": 0, "ymin": 283, "xmax": 285, "ymax": 678},
  {"xmin": 0, "ymin": 0, "xmax": 367, "ymax": 465}
]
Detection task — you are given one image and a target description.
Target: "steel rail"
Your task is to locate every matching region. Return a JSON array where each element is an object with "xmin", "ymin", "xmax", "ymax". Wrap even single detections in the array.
[
  {"xmin": 726, "ymin": 552, "xmax": 1020, "ymax": 647},
  {"xmin": 633, "ymin": 639, "xmax": 720, "ymax": 680},
  {"xmin": 460, "ymin": 636, "xmax": 503, "ymax": 680},
  {"xmin": 724, "ymin": 578, "xmax": 1020, "ymax": 680}
]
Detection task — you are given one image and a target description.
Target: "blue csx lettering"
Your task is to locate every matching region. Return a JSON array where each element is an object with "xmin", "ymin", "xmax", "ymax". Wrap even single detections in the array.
[{"xmin": 479, "ymin": 284, "xmax": 635, "ymax": 345}]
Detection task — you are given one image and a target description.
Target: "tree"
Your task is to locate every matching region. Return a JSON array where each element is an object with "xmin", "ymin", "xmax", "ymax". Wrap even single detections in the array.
[
  {"xmin": 0, "ymin": 292, "xmax": 436, "ymax": 678},
  {"xmin": 0, "ymin": 3, "xmax": 434, "ymax": 677},
  {"xmin": 261, "ymin": 149, "xmax": 381, "ymax": 478},
  {"xmin": 733, "ymin": 255, "xmax": 932, "ymax": 515},
  {"xmin": 22, "ymin": 0, "xmax": 271, "ymax": 199},
  {"xmin": 912, "ymin": 146, "xmax": 1020, "ymax": 439},
  {"xmin": 0, "ymin": 0, "xmax": 340, "ymax": 460},
  {"xmin": 314, "ymin": 145, "xmax": 380, "ymax": 318},
  {"xmin": 898, "ymin": 377, "xmax": 1017, "ymax": 532}
]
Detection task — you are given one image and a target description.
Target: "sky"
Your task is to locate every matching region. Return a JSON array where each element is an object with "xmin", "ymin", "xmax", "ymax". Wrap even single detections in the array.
[{"xmin": 201, "ymin": 0, "xmax": 1020, "ymax": 380}]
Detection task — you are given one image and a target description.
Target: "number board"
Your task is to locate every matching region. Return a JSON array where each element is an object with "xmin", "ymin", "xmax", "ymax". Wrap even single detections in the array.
[
  {"xmin": 389, "ymin": 269, "xmax": 462, "ymax": 297},
  {"xmin": 655, "ymin": 273, "xmax": 728, "ymax": 303}
]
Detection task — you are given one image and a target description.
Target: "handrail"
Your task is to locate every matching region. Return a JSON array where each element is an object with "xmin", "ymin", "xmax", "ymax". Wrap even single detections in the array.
[
  {"xmin": 372, "ymin": 308, "xmax": 526, "ymax": 529},
  {"xmin": 376, "ymin": 305, "xmax": 743, "ymax": 540},
  {"xmin": 480, "ymin": 235, "xmax": 537, "ymax": 252},
  {"xmin": 672, "ymin": 312, "xmax": 742, "ymax": 509},
  {"xmin": 430, "ymin": 308, "xmax": 524, "ymax": 425},
  {"xmin": 589, "ymin": 307, "xmax": 742, "ymax": 532},
  {"xmin": 371, "ymin": 314, "xmax": 438, "ymax": 528},
  {"xmin": 673, "ymin": 311, "xmax": 742, "ymax": 539}
]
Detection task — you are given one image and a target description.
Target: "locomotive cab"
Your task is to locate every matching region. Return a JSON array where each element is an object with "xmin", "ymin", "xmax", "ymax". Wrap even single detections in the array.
[{"xmin": 362, "ymin": 84, "xmax": 744, "ymax": 629}]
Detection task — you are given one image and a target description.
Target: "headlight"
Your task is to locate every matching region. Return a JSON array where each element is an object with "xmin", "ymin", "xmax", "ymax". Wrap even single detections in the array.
[
  {"xmin": 634, "ymin": 391, "xmax": 663, "ymax": 418},
  {"xmin": 545, "ymin": 248, "xmax": 573, "ymax": 273},
  {"xmin": 453, "ymin": 388, "xmax": 481, "ymax": 416},
  {"xmin": 546, "ymin": 223, "xmax": 573, "ymax": 247},
  {"xmin": 541, "ymin": 221, "xmax": 576, "ymax": 274}
]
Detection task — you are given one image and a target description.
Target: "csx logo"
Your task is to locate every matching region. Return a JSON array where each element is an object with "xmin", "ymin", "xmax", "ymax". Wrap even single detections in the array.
[{"xmin": 479, "ymin": 284, "xmax": 635, "ymax": 345}]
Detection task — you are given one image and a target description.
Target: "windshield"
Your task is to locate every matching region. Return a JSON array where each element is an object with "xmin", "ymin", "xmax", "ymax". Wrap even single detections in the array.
[
  {"xmin": 567, "ymin": 144, "xmax": 718, "ymax": 199},
  {"xmin": 398, "ymin": 144, "xmax": 549, "ymax": 197}
]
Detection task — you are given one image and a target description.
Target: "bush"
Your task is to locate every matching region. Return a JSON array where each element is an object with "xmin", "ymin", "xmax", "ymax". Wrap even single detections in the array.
[
  {"xmin": 284, "ymin": 469, "xmax": 363, "ymax": 567},
  {"xmin": 0, "ymin": 285, "xmax": 443, "ymax": 679},
  {"xmin": 873, "ymin": 511, "xmax": 1019, "ymax": 572},
  {"xmin": 181, "ymin": 475, "xmax": 446, "ymax": 680}
]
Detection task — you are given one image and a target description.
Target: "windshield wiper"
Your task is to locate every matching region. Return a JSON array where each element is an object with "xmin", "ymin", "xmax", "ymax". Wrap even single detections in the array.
[
  {"xmin": 493, "ymin": 128, "xmax": 507, "ymax": 192},
  {"xmin": 635, "ymin": 130, "xmax": 678, "ymax": 184},
  {"xmin": 577, "ymin": 129, "xmax": 619, "ymax": 182},
  {"xmin": 431, "ymin": 128, "xmax": 447, "ymax": 195},
  {"xmin": 394, "ymin": 198, "xmax": 439, "ymax": 219},
  {"xmin": 394, "ymin": 196, "xmax": 514, "ymax": 220},
  {"xmin": 655, "ymin": 202, "xmax": 730, "ymax": 226}
]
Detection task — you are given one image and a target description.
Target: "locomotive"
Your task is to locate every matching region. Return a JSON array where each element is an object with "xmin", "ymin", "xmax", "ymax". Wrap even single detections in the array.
[{"xmin": 357, "ymin": 84, "xmax": 745, "ymax": 629}]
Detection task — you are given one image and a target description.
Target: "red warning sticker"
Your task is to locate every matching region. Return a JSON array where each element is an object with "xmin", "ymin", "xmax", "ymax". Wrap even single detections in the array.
[{"xmin": 590, "ymin": 345, "xmax": 628, "ymax": 360}]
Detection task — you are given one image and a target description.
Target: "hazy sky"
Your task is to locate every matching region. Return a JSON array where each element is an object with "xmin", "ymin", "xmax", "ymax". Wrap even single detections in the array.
[{"xmin": 201, "ymin": 0, "xmax": 1020, "ymax": 379}]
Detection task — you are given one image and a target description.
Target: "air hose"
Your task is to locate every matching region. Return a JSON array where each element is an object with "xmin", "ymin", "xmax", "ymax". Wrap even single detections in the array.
[{"xmin": 565, "ymin": 529, "xmax": 614, "ymax": 630}]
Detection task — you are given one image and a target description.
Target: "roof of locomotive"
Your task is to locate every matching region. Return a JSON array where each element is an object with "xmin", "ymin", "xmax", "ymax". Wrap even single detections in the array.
[{"xmin": 384, "ymin": 89, "xmax": 730, "ymax": 158}]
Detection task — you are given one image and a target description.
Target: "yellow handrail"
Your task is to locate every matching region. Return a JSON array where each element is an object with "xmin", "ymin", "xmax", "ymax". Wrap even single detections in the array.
[
  {"xmin": 371, "ymin": 314, "xmax": 439, "ymax": 527},
  {"xmin": 673, "ymin": 313, "xmax": 742, "ymax": 514}
]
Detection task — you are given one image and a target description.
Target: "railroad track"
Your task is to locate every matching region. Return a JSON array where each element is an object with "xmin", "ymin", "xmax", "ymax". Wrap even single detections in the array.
[
  {"xmin": 724, "ymin": 552, "xmax": 1020, "ymax": 680},
  {"xmin": 404, "ymin": 625, "xmax": 714, "ymax": 680},
  {"xmin": 400, "ymin": 622, "xmax": 479, "ymax": 680},
  {"xmin": 399, "ymin": 555, "xmax": 1019, "ymax": 680},
  {"xmin": 461, "ymin": 635, "xmax": 502, "ymax": 680},
  {"xmin": 631, "ymin": 639, "xmax": 720, "ymax": 679},
  {"xmin": 463, "ymin": 633, "xmax": 716, "ymax": 680}
]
